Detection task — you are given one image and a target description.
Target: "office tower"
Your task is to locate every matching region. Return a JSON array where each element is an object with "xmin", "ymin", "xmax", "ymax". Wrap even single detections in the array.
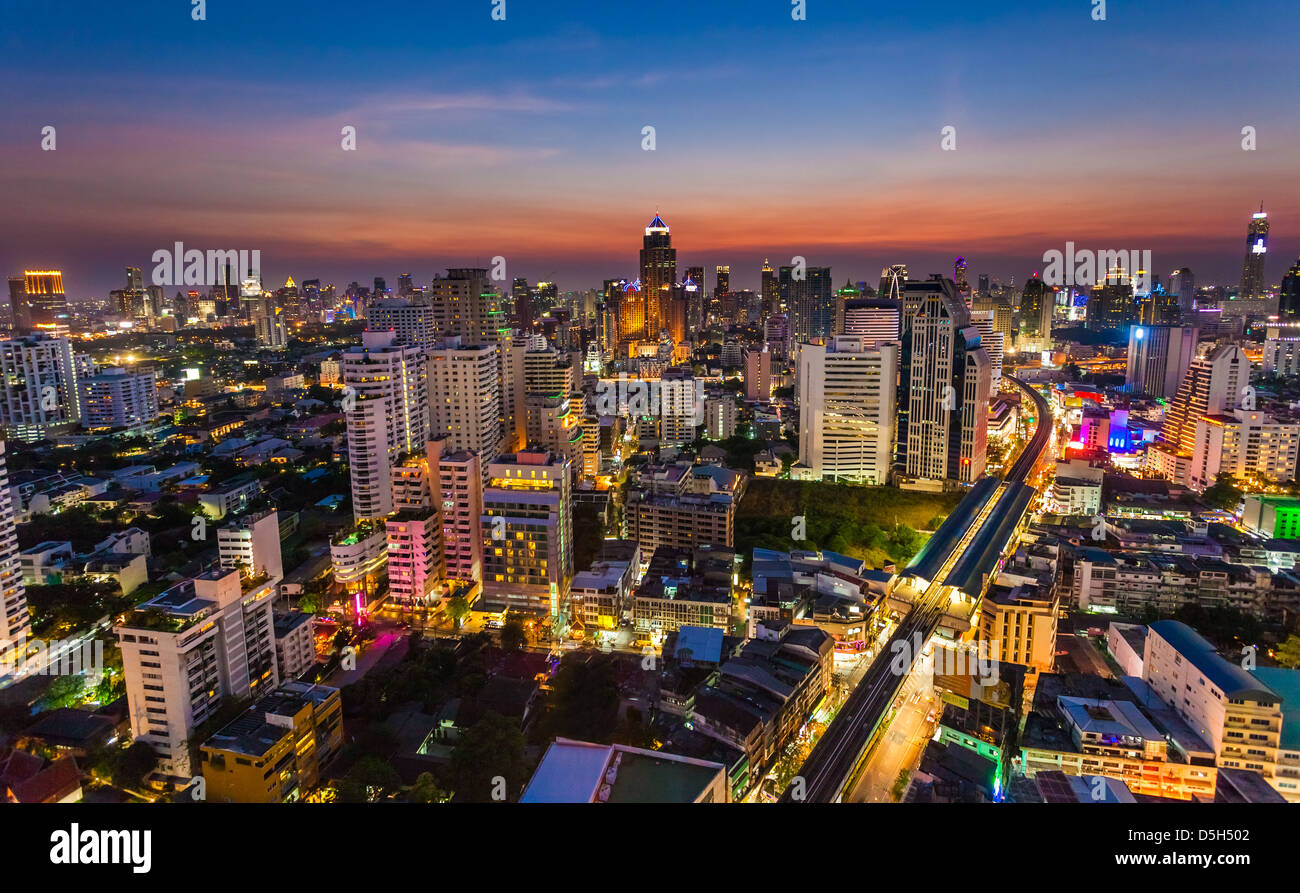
[
  {"xmin": 1018, "ymin": 273, "xmax": 1054, "ymax": 347},
  {"xmin": 481, "ymin": 448, "xmax": 574, "ymax": 617},
  {"xmin": 627, "ymin": 215, "xmax": 676, "ymax": 342},
  {"xmin": 1170, "ymin": 267, "xmax": 1196, "ymax": 320},
  {"xmin": 684, "ymin": 267, "xmax": 705, "ymax": 332},
  {"xmin": 714, "ymin": 264, "xmax": 730, "ymax": 306},
  {"xmin": 301, "ymin": 278, "xmax": 322, "ymax": 316},
  {"xmin": 115, "ymin": 568, "xmax": 278, "ymax": 780},
  {"xmin": 761, "ymin": 259, "xmax": 779, "ymax": 315},
  {"xmin": 428, "ymin": 268, "xmax": 502, "ymax": 347},
  {"xmin": 427, "ymin": 338, "xmax": 502, "ymax": 462},
  {"xmin": 218, "ymin": 508, "xmax": 285, "ymax": 582},
  {"xmin": 1240, "ymin": 206, "xmax": 1270, "ymax": 300},
  {"xmin": 368, "ymin": 297, "xmax": 438, "ymax": 348},
  {"xmin": 79, "ymin": 366, "xmax": 159, "ymax": 429},
  {"xmin": 373, "ymin": 277, "xmax": 387, "ymax": 300},
  {"xmin": 1125, "ymin": 325, "xmax": 1199, "ymax": 399},
  {"xmin": 970, "ymin": 309, "xmax": 1004, "ymax": 391},
  {"xmin": 897, "ymin": 276, "xmax": 992, "ymax": 485},
  {"xmin": 879, "ymin": 265, "xmax": 907, "ymax": 302},
  {"xmin": 797, "ymin": 336, "xmax": 898, "ymax": 485},
  {"xmin": 658, "ymin": 367, "xmax": 702, "ymax": 447},
  {"xmin": 386, "ymin": 443, "xmax": 446, "ymax": 605},
  {"xmin": 1159, "ymin": 342, "xmax": 1250, "ymax": 456},
  {"xmin": 841, "ymin": 297, "xmax": 901, "ymax": 347},
  {"xmin": 1279, "ymin": 257, "xmax": 1300, "ymax": 320},
  {"xmin": 1190, "ymin": 409, "xmax": 1300, "ymax": 491},
  {"xmin": 1263, "ymin": 323, "xmax": 1300, "ymax": 379},
  {"xmin": 1087, "ymin": 264, "xmax": 1137, "ymax": 334},
  {"xmin": 237, "ymin": 274, "xmax": 263, "ymax": 320},
  {"xmin": 1137, "ymin": 285, "xmax": 1180, "ymax": 326},
  {"xmin": 397, "ymin": 273, "xmax": 415, "ymax": 297},
  {"xmin": 663, "ymin": 282, "xmax": 688, "ymax": 344},
  {"xmin": 744, "ymin": 347, "xmax": 772, "ymax": 403},
  {"xmin": 978, "ymin": 273, "xmax": 991, "ymax": 296},
  {"xmin": 954, "ymin": 257, "xmax": 971, "ymax": 303},
  {"xmin": 6, "ymin": 277, "xmax": 24, "ymax": 332},
  {"xmin": 782, "ymin": 264, "xmax": 834, "ymax": 344},
  {"xmin": 0, "ymin": 334, "xmax": 82, "ymax": 440},
  {"xmin": 0, "ymin": 442, "xmax": 28, "ymax": 643},
  {"xmin": 512, "ymin": 277, "xmax": 533, "ymax": 330},
  {"xmin": 343, "ymin": 330, "xmax": 429, "ymax": 522},
  {"xmin": 16, "ymin": 271, "xmax": 68, "ymax": 333},
  {"xmin": 256, "ymin": 307, "xmax": 289, "ymax": 349}
]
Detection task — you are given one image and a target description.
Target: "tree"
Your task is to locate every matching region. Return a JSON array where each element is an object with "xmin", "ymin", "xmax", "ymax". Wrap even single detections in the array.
[
  {"xmin": 449, "ymin": 712, "xmax": 528, "ymax": 802},
  {"xmin": 446, "ymin": 596, "xmax": 470, "ymax": 629},
  {"xmin": 1274, "ymin": 635, "xmax": 1300, "ymax": 669},
  {"xmin": 547, "ymin": 654, "xmax": 620, "ymax": 743},
  {"xmin": 406, "ymin": 772, "xmax": 450, "ymax": 803},
  {"xmin": 1203, "ymin": 473, "xmax": 1244, "ymax": 513},
  {"xmin": 499, "ymin": 618, "xmax": 527, "ymax": 652}
]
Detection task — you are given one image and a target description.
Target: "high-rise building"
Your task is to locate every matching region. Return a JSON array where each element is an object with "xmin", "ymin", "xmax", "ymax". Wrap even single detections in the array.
[
  {"xmin": 879, "ymin": 265, "xmax": 907, "ymax": 303},
  {"xmin": 841, "ymin": 298, "xmax": 902, "ymax": 347},
  {"xmin": 368, "ymin": 297, "xmax": 438, "ymax": 348},
  {"xmin": 481, "ymin": 449, "xmax": 574, "ymax": 618},
  {"xmin": 15, "ymin": 271, "xmax": 68, "ymax": 333},
  {"xmin": 782, "ymin": 264, "xmax": 834, "ymax": 344},
  {"xmin": 255, "ymin": 308, "xmax": 289, "ymax": 349},
  {"xmin": 499, "ymin": 332, "xmax": 529, "ymax": 455},
  {"xmin": 1018, "ymin": 273, "xmax": 1054, "ymax": 348},
  {"xmin": 1240, "ymin": 206, "xmax": 1270, "ymax": 300},
  {"xmin": 386, "ymin": 445, "xmax": 445, "ymax": 606},
  {"xmin": 79, "ymin": 366, "xmax": 159, "ymax": 429},
  {"xmin": 970, "ymin": 309, "xmax": 1004, "ymax": 391},
  {"xmin": 744, "ymin": 347, "xmax": 771, "ymax": 403},
  {"xmin": 116, "ymin": 570, "xmax": 278, "ymax": 781},
  {"xmin": 0, "ymin": 334, "xmax": 82, "ymax": 441},
  {"xmin": 761, "ymin": 259, "xmax": 779, "ymax": 315},
  {"xmin": 683, "ymin": 267, "xmax": 705, "ymax": 333},
  {"xmin": 435, "ymin": 442, "xmax": 483, "ymax": 585},
  {"xmin": 1147, "ymin": 342, "xmax": 1251, "ymax": 485},
  {"xmin": 633, "ymin": 216, "xmax": 676, "ymax": 342},
  {"xmin": 714, "ymin": 264, "xmax": 730, "ymax": 308},
  {"xmin": 1279, "ymin": 257, "xmax": 1300, "ymax": 321},
  {"xmin": 342, "ymin": 331, "xmax": 429, "ymax": 522},
  {"xmin": 1125, "ymin": 325, "xmax": 1199, "ymax": 400},
  {"xmin": 1263, "ymin": 322, "xmax": 1300, "ymax": 379},
  {"xmin": 427, "ymin": 338, "xmax": 502, "ymax": 464},
  {"xmin": 797, "ymin": 336, "xmax": 898, "ymax": 485},
  {"xmin": 1189, "ymin": 409, "xmax": 1300, "ymax": 492},
  {"xmin": 429, "ymin": 268, "xmax": 502, "ymax": 347},
  {"xmin": 1169, "ymin": 267, "xmax": 1196, "ymax": 320},
  {"xmin": 1087, "ymin": 264, "xmax": 1137, "ymax": 334},
  {"xmin": 0, "ymin": 442, "xmax": 28, "ymax": 644},
  {"xmin": 897, "ymin": 276, "xmax": 992, "ymax": 485}
]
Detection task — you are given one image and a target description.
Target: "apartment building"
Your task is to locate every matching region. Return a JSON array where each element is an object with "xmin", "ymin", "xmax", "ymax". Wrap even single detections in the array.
[{"xmin": 115, "ymin": 568, "xmax": 279, "ymax": 780}]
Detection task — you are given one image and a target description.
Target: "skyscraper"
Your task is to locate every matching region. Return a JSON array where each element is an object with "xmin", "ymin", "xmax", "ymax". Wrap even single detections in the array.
[
  {"xmin": 841, "ymin": 297, "xmax": 901, "ymax": 348},
  {"xmin": 1240, "ymin": 206, "xmax": 1269, "ymax": 300},
  {"xmin": 1169, "ymin": 267, "xmax": 1196, "ymax": 320},
  {"xmin": 1018, "ymin": 273, "xmax": 1053, "ymax": 347},
  {"xmin": 640, "ymin": 216, "xmax": 676, "ymax": 340},
  {"xmin": 761, "ymin": 259, "xmax": 779, "ymax": 316},
  {"xmin": 782, "ymin": 264, "xmax": 834, "ymax": 344},
  {"xmin": 714, "ymin": 264, "xmax": 730, "ymax": 304},
  {"xmin": 897, "ymin": 276, "xmax": 992, "ymax": 485},
  {"xmin": 1125, "ymin": 325, "xmax": 1199, "ymax": 399},
  {"xmin": 1146, "ymin": 343, "xmax": 1251, "ymax": 485},
  {"xmin": 17, "ymin": 271, "xmax": 68, "ymax": 333},
  {"xmin": 1087, "ymin": 264, "xmax": 1136, "ymax": 334},
  {"xmin": 342, "ymin": 331, "xmax": 430, "ymax": 522},
  {"xmin": 0, "ymin": 334, "xmax": 83, "ymax": 441},
  {"xmin": 427, "ymin": 338, "xmax": 503, "ymax": 463},
  {"xmin": 429, "ymin": 268, "xmax": 502, "ymax": 347},
  {"xmin": 797, "ymin": 336, "xmax": 898, "ymax": 485},
  {"xmin": 1279, "ymin": 256, "xmax": 1300, "ymax": 320},
  {"xmin": 879, "ymin": 265, "xmax": 907, "ymax": 302}
]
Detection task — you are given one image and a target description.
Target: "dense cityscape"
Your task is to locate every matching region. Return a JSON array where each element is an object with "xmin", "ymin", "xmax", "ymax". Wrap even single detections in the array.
[
  {"xmin": 3, "ymin": 0, "xmax": 1299, "ymax": 878},
  {"xmin": 0, "ymin": 203, "xmax": 1296, "ymax": 817}
]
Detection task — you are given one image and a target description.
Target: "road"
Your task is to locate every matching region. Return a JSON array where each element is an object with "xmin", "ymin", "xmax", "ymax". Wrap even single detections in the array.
[
  {"xmin": 848, "ymin": 677, "xmax": 936, "ymax": 803},
  {"xmin": 780, "ymin": 375, "xmax": 1053, "ymax": 803}
]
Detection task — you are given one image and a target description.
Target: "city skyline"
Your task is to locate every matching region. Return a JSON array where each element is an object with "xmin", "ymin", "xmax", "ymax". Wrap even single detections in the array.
[{"xmin": 2, "ymin": 0, "xmax": 1299, "ymax": 296}]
